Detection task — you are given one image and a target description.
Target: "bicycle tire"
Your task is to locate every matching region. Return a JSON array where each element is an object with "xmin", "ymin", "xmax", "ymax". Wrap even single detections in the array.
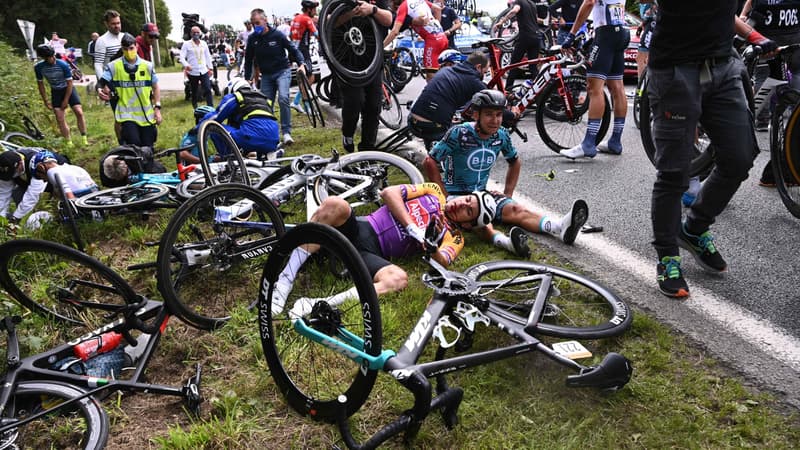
[
  {"xmin": 157, "ymin": 183, "xmax": 286, "ymax": 330},
  {"xmin": 260, "ymin": 223, "xmax": 382, "ymax": 422},
  {"xmin": 465, "ymin": 260, "xmax": 632, "ymax": 339},
  {"xmin": 319, "ymin": 0, "xmax": 384, "ymax": 87},
  {"xmin": 298, "ymin": 70, "xmax": 325, "ymax": 128},
  {"xmin": 312, "ymin": 151, "xmax": 424, "ymax": 212},
  {"xmin": 198, "ymin": 120, "xmax": 251, "ymax": 188},
  {"xmin": 535, "ymin": 75, "xmax": 611, "ymax": 153},
  {"xmin": 632, "ymin": 69, "xmax": 646, "ymax": 130},
  {"xmin": 773, "ymin": 97, "xmax": 800, "ymax": 218},
  {"xmin": 3, "ymin": 131, "xmax": 39, "ymax": 144},
  {"xmin": 174, "ymin": 167, "xmax": 270, "ymax": 201},
  {"xmin": 387, "ymin": 46, "xmax": 416, "ymax": 93},
  {"xmin": 54, "ymin": 173, "xmax": 86, "ymax": 252},
  {"xmin": 378, "ymin": 82, "xmax": 403, "ymax": 130},
  {"xmin": 316, "ymin": 74, "xmax": 332, "ymax": 103},
  {"xmin": 639, "ymin": 78, "xmax": 716, "ymax": 178},
  {"xmin": 490, "ymin": 6, "xmax": 518, "ymax": 40},
  {"xmin": 22, "ymin": 116, "xmax": 45, "ymax": 140},
  {"xmin": 375, "ymin": 125, "xmax": 414, "ymax": 154},
  {"xmin": 2, "ymin": 380, "xmax": 109, "ymax": 450},
  {"xmin": 0, "ymin": 239, "xmax": 140, "ymax": 327},
  {"xmin": 74, "ymin": 184, "xmax": 170, "ymax": 211}
]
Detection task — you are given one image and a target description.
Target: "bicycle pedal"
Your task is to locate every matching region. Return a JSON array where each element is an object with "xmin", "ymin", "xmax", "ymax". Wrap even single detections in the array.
[{"xmin": 182, "ymin": 363, "xmax": 203, "ymax": 416}]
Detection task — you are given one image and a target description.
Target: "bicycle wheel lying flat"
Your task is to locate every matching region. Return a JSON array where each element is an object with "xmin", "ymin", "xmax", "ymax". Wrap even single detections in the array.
[
  {"xmin": 0, "ymin": 239, "xmax": 140, "ymax": 329},
  {"xmin": 773, "ymin": 96, "xmax": 800, "ymax": 218},
  {"xmin": 157, "ymin": 184, "xmax": 285, "ymax": 330},
  {"xmin": 74, "ymin": 183, "xmax": 171, "ymax": 211},
  {"xmin": 319, "ymin": 0, "xmax": 383, "ymax": 86},
  {"xmin": 535, "ymin": 75, "xmax": 611, "ymax": 153},
  {"xmin": 260, "ymin": 223, "xmax": 382, "ymax": 422},
  {"xmin": 465, "ymin": 260, "xmax": 632, "ymax": 339},
  {"xmin": 198, "ymin": 120, "xmax": 251, "ymax": 188},
  {"xmin": 2, "ymin": 381, "xmax": 109, "ymax": 450},
  {"xmin": 312, "ymin": 151, "xmax": 423, "ymax": 214}
]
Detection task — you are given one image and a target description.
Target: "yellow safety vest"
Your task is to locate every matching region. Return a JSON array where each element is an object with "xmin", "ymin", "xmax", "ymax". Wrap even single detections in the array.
[{"xmin": 110, "ymin": 58, "xmax": 155, "ymax": 126}]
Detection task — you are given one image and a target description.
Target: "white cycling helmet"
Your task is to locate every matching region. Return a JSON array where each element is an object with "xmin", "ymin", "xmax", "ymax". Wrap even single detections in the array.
[
  {"xmin": 472, "ymin": 191, "xmax": 497, "ymax": 228},
  {"xmin": 438, "ymin": 49, "xmax": 464, "ymax": 66},
  {"xmin": 224, "ymin": 78, "xmax": 250, "ymax": 95}
]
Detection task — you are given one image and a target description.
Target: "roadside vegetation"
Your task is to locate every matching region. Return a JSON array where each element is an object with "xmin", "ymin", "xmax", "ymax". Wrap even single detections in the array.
[{"xmin": 1, "ymin": 40, "xmax": 799, "ymax": 449}]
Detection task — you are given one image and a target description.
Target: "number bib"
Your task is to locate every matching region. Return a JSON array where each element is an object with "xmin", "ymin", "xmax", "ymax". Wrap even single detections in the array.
[{"xmin": 593, "ymin": 0, "xmax": 626, "ymax": 27}]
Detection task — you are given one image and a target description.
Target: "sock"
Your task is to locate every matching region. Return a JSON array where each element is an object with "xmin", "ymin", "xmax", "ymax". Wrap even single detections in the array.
[
  {"xmin": 609, "ymin": 117, "xmax": 625, "ymax": 147},
  {"xmin": 277, "ymin": 247, "xmax": 311, "ymax": 289},
  {"xmin": 539, "ymin": 216, "xmax": 562, "ymax": 236},
  {"xmin": 492, "ymin": 232, "xmax": 514, "ymax": 252},
  {"xmin": 292, "ymin": 92, "xmax": 302, "ymax": 105},
  {"xmin": 581, "ymin": 119, "xmax": 601, "ymax": 150},
  {"xmin": 290, "ymin": 286, "xmax": 359, "ymax": 319}
]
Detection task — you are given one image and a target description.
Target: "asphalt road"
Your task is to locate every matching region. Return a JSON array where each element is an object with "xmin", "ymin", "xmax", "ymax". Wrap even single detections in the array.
[{"xmin": 152, "ymin": 68, "xmax": 800, "ymax": 408}]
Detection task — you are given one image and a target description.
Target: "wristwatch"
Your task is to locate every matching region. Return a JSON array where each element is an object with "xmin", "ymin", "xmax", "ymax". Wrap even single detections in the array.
[{"xmin": 154, "ymin": 102, "xmax": 162, "ymax": 109}]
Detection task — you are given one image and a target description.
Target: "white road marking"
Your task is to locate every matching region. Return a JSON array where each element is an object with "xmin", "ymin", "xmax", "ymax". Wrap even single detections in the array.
[{"xmin": 487, "ymin": 180, "xmax": 800, "ymax": 371}]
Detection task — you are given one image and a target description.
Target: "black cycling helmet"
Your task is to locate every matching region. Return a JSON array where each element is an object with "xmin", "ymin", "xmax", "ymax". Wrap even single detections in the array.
[
  {"xmin": 120, "ymin": 32, "xmax": 136, "ymax": 48},
  {"xmin": 0, "ymin": 151, "xmax": 22, "ymax": 181},
  {"xmin": 301, "ymin": 0, "xmax": 320, "ymax": 9},
  {"xmin": 36, "ymin": 44, "xmax": 55, "ymax": 58},
  {"xmin": 470, "ymin": 89, "xmax": 506, "ymax": 110}
]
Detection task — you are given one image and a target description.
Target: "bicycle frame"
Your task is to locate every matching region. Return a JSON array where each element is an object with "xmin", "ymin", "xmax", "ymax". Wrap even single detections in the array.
[{"xmin": 0, "ymin": 300, "xmax": 200, "ymax": 436}]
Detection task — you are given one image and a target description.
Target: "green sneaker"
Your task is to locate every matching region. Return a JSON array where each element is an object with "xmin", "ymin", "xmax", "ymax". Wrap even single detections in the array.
[
  {"xmin": 657, "ymin": 256, "xmax": 689, "ymax": 298},
  {"xmin": 678, "ymin": 224, "xmax": 727, "ymax": 272},
  {"xmin": 81, "ymin": 135, "xmax": 89, "ymax": 146}
]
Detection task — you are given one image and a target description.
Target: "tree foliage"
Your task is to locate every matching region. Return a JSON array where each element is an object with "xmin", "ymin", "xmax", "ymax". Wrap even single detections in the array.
[{"xmin": 0, "ymin": 0, "xmax": 172, "ymax": 55}]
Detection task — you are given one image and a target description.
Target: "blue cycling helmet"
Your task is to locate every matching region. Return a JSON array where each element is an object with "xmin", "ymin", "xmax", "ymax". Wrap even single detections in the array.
[
  {"xmin": 194, "ymin": 105, "xmax": 216, "ymax": 121},
  {"xmin": 438, "ymin": 49, "xmax": 465, "ymax": 66},
  {"xmin": 29, "ymin": 150, "xmax": 57, "ymax": 172}
]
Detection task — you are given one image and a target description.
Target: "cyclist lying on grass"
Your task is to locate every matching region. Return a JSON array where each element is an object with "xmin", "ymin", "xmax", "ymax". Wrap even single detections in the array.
[
  {"xmin": 271, "ymin": 182, "xmax": 496, "ymax": 318},
  {"xmin": 423, "ymin": 89, "xmax": 590, "ymax": 258}
]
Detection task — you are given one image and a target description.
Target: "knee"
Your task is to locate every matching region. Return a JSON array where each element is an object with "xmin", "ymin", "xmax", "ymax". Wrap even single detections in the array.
[
  {"xmin": 315, "ymin": 197, "xmax": 350, "ymax": 224},
  {"xmin": 383, "ymin": 266, "xmax": 408, "ymax": 292},
  {"xmin": 655, "ymin": 170, "xmax": 689, "ymax": 192}
]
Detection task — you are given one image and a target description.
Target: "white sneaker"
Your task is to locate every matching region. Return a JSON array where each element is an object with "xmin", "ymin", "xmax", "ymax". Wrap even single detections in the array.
[
  {"xmin": 596, "ymin": 140, "xmax": 622, "ymax": 155},
  {"xmin": 288, "ymin": 297, "xmax": 316, "ymax": 320},
  {"xmin": 559, "ymin": 145, "xmax": 596, "ymax": 160},
  {"xmin": 560, "ymin": 199, "xmax": 589, "ymax": 245},
  {"xmin": 283, "ymin": 133, "xmax": 294, "ymax": 146},
  {"xmin": 290, "ymin": 102, "xmax": 306, "ymax": 114}
]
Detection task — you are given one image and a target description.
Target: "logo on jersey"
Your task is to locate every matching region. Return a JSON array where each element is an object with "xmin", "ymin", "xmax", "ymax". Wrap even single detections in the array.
[
  {"xmin": 466, "ymin": 148, "xmax": 496, "ymax": 172},
  {"xmin": 406, "ymin": 198, "xmax": 430, "ymax": 228}
]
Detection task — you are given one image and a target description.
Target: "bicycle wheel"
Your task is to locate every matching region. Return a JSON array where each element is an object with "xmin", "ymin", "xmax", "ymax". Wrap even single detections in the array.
[
  {"xmin": 174, "ymin": 168, "xmax": 270, "ymax": 201},
  {"xmin": 54, "ymin": 173, "xmax": 86, "ymax": 252},
  {"xmin": 198, "ymin": 120, "xmax": 251, "ymax": 188},
  {"xmin": 319, "ymin": 0, "xmax": 384, "ymax": 86},
  {"xmin": 632, "ymin": 69, "xmax": 646, "ymax": 130},
  {"xmin": 22, "ymin": 116, "xmax": 45, "ymax": 140},
  {"xmin": 74, "ymin": 184, "xmax": 170, "ymax": 211},
  {"xmin": 157, "ymin": 184, "xmax": 286, "ymax": 330},
  {"xmin": 3, "ymin": 131, "xmax": 39, "ymax": 145},
  {"xmin": 378, "ymin": 82, "xmax": 403, "ymax": 130},
  {"xmin": 2, "ymin": 381, "xmax": 108, "ymax": 450},
  {"xmin": 260, "ymin": 223, "xmax": 382, "ymax": 422},
  {"xmin": 0, "ymin": 239, "xmax": 139, "ymax": 328},
  {"xmin": 312, "ymin": 151, "xmax": 424, "ymax": 213},
  {"xmin": 535, "ymin": 75, "xmax": 611, "ymax": 153},
  {"xmin": 639, "ymin": 79, "xmax": 716, "ymax": 178},
  {"xmin": 315, "ymin": 74, "xmax": 332, "ymax": 103},
  {"xmin": 298, "ymin": 70, "xmax": 326, "ymax": 128},
  {"xmin": 490, "ymin": 6, "xmax": 518, "ymax": 39},
  {"xmin": 387, "ymin": 46, "xmax": 416, "ymax": 93},
  {"xmin": 773, "ymin": 97, "xmax": 800, "ymax": 218},
  {"xmin": 466, "ymin": 260, "xmax": 632, "ymax": 339},
  {"xmin": 375, "ymin": 125, "xmax": 414, "ymax": 154}
]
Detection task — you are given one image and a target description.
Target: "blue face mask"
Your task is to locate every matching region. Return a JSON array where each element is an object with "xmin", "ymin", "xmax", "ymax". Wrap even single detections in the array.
[
  {"xmin": 192, "ymin": 33, "xmax": 201, "ymax": 41},
  {"xmin": 253, "ymin": 25, "xmax": 265, "ymax": 34}
]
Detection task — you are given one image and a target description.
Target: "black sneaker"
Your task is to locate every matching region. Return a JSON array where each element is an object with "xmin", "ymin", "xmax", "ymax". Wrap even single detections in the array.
[
  {"xmin": 657, "ymin": 256, "xmax": 689, "ymax": 298},
  {"xmin": 510, "ymin": 226, "xmax": 531, "ymax": 258},
  {"xmin": 759, "ymin": 163, "xmax": 776, "ymax": 187},
  {"xmin": 560, "ymin": 199, "xmax": 589, "ymax": 245},
  {"xmin": 342, "ymin": 136, "xmax": 355, "ymax": 153},
  {"xmin": 678, "ymin": 224, "xmax": 727, "ymax": 272}
]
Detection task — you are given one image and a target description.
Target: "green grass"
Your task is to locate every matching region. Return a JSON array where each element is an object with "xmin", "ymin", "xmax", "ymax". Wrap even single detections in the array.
[{"xmin": 1, "ymin": 39, "xmax": 799, "ymax": 449}]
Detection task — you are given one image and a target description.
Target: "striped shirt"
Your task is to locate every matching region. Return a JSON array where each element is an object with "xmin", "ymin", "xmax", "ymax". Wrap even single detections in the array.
[
  {"xmin": 34, "ymin": 59, "xmax": 72, "ymax": 90},
  {"xmin": 93, "ymin": 31, "xmax": 122, "ymax": 79}
]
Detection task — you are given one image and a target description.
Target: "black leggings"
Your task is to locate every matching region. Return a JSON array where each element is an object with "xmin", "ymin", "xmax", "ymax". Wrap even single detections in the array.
[
  {"xmin": 337, "ymin": 73, "xmax": 382, "ymax": 151},
  {"xmin": 506, "ymin": 34, "xmax": 541, "ymax": 91}
]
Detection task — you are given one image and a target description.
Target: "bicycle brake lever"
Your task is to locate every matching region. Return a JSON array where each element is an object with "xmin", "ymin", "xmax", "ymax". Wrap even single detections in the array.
[
  {"xmin": 453, "ymin": 302, "xmax": 490, "ymax": 332},
  {"xmin": 433, "ymin": 316, "xmax": 461, "ymax": 348}
]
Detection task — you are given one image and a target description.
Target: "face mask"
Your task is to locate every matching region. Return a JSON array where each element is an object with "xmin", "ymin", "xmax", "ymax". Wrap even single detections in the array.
[
  {"xmin": 123, "ymin": 49, "xmax": 137, "ymax": 60},
  {"xmin": 192, "ymin": 33, "xmax": 201, "ymax": 41},
  {"xmin": 253, "ymin": 25, "xmax": 265, "ymax": 34}
]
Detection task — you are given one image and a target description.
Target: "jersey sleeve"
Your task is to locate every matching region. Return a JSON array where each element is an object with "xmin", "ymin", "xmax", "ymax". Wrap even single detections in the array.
[
  {"xmin": 34, "ymin": 63, "xmax": 43, "ymax": 81},
  {"xmin": 401, "ymin": 182, "xmax": 446, "ymax": 204},
  {"xmin": 59, "ymin": 60, "xmax": 72, "ymax": 79},
  {"xmin": 500, "ymin": 130, "xmax": 518, "ymax": 160},
  {"xmin": 437, "ymin": 227, "xmax": 464, "ymax": 265},
  {"xmin": 395, "ymin": 2, "xmax": 409, "ymax": 25},
  {"xmin": 429, "ymin": 127, "xmax": 459, "ymax": 162}
]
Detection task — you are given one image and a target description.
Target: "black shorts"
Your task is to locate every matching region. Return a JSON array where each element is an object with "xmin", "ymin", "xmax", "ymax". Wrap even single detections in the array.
[
  {"xmin": 336, "ymin": 211, "xmax": 391, "ymax": 278},
  {"xmin": 586, "ymin": 25, "xmax": 630, "ymax": 81},
  {"xmin": 299, "ymin": 47, "xmax": 313, "ymax": 75},
  {"xmin": 51, "ymin": 88, "xmax": 81, "ymax": 108}
]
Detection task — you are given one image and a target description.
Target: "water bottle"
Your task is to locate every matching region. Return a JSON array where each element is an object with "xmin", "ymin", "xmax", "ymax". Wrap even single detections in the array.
[
  {"xmin": 73, "ymin": 331, "xmax": 123, "ymax": 361},
  {"xmin": 514, "ymin": 79, "xmax": 534, "ymax": 100}
]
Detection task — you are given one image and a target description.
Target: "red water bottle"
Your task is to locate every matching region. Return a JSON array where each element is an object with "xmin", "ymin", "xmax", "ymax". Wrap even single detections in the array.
[{"xmin": 73, "ymin": 331, "xmax": 123, "ymax": 361}]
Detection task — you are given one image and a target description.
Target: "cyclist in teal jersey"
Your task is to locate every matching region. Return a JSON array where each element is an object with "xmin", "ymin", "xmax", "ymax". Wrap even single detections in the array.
[{"xmin": 424, "ymin": 89, "xmax": 590, "ymax": 258}]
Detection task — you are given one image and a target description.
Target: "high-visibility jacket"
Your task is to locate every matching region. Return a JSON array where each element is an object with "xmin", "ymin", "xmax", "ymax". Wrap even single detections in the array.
[{"xmin": 110, "ymin": 58, "xmax": 155, "ymax": 126}]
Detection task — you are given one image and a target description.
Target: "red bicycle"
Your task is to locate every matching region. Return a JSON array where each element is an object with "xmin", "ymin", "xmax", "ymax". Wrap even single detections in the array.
[{"xmin": 475, "ymin": 37, "xmax": 611, "ymax": 153}]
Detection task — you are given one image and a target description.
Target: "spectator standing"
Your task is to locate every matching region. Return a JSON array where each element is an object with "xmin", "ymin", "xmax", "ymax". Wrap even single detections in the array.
[
  {"xmin": 435, "ymin": 0, "xmax": 462, "ymax": 49},
  {"xmin": 646, "ymin": 3, "xmax": 776, "ymax": 297},
  {"xmin": 245, "ymin": 8, "xmax": 306, "ymax": 146},
  {"xmin": 87, "ymin": 32, "xmax": 99, "ymax": 65},
  {"xmin": 278, "ymin": 17, "xmax": 292, "ymax": 37},
  {"xmin": 548, "ymin": 0, "xmax": 581, "ymax": 45},
  {"xmin": 49, "ymin": 32, "xmax": 67, "ymax": 57},
  {"xmin": 34, "ymin": 44, "xmax": 88, "ymax": 148},
  {"xmin": 235, "ymin": 21, "xmax": 253, "ymax": 70},
  {"xmin": 93, "ymin": 10, "xmax": 123, "ymax": 80},
  {"xmin": 97, "ymin": 33, "xmax": 162, "ymax": 147},
  {"xmin": 559, "ymin": 0, "xmax": 629, "ymax": 159},
  {"xmin": 180, "ymin": 26, "xmax": 215, "ymax": 109},
  {"xmin": 136, "ymin": 23, "xmax": 160, "ymax": 62},
  {"xmin": 491, "ymin": 0, "xmax": 541, "ymax": 93}
]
